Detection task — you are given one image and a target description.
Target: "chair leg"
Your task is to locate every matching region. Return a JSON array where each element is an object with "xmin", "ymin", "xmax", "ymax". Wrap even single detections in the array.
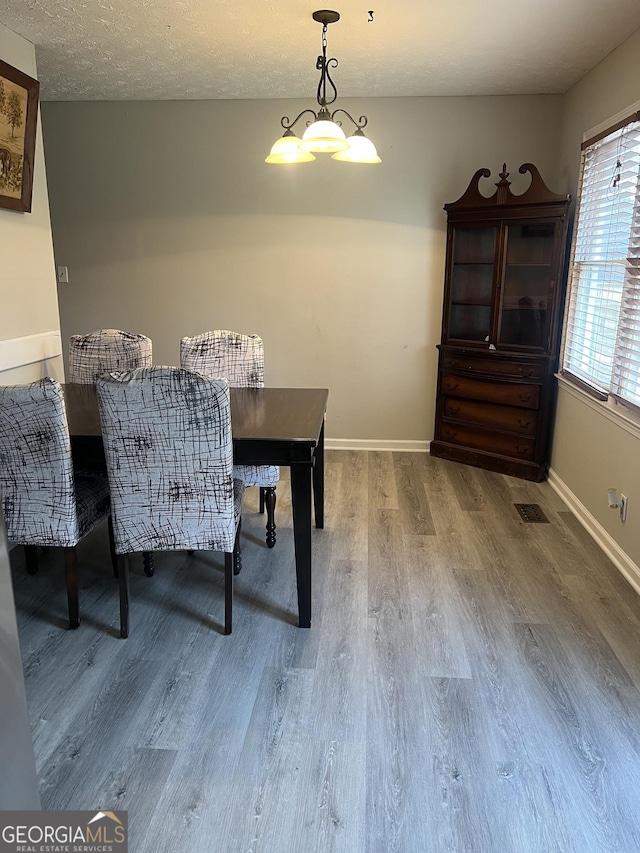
[
  {"xmin": 24, "ymin": 545, "xmax": 39, "ymax": 575},
  {"xmin": 265, "ymin": 487, "xmax": 277, "ymax": 548},
  {"xmin": 142, "ymin": 551, "xmax": 155, "ymax": 577},
  {"xmin": 118, "ymin": 553, "xmax": 130, "ymax": 638},
  {"xmin": 108, "ymin": 516, "xmax": 118, "ymax": 578},
  {"xmin": 224, "ymin": 551, "xmax": 234, "ymax": 635},
  {"xmin": 233, "ymin": 516, "xmax": 243, "ymax": 576},
  {"xmin": 63, "ymin": 547, "xmax": 80, "ymax": 629},
  {"xmin": 259, "ymin": 486, "xmax": 265, "ymax": 513}
]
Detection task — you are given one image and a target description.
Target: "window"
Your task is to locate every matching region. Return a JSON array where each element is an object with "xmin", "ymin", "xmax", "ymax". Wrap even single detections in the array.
[{"xmin": 562, "ymin": 111, "xmax": 640, "ymax": 412}]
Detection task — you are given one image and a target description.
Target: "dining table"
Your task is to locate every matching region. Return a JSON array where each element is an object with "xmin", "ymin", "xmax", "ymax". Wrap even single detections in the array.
[{"xmin": 63, "ymin": 383, "xmax": 329, "ymax": 629}]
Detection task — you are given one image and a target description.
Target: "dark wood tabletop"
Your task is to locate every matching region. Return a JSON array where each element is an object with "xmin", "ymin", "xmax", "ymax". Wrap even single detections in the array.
[{"xmin": 64, "ymin": 383, "xmax": 328, "ymax": 447}]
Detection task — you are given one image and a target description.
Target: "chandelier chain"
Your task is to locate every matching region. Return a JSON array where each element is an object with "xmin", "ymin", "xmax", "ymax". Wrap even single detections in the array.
[{"xmin": 316, "ymin": 21, "xmax": 339, "ymax": 107}]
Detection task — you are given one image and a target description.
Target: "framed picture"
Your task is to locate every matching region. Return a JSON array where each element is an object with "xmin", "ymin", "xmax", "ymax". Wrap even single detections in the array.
[{"xmin": 0, "ymin": 59, "xmax": 39, "ymax": 213}]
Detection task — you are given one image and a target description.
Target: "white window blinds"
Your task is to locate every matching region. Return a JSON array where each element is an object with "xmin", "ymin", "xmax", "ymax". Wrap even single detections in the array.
[{"xmin": 562, "ymin": 115, "xmax": 640, "ymax": 410}]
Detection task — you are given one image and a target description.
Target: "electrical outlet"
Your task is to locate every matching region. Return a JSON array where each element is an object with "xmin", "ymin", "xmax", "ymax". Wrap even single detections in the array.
[
  {"xmin": 57, "ymin": 266, "xmax": 69, "ymax": 284},
  {"xmin": 620, "ymin": 494, "xmax": 628, "ymax": 523}
]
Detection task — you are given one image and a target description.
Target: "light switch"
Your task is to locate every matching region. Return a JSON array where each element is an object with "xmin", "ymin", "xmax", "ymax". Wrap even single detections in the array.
[{"xmin": 57, "ymin": 266, "xmax": 69, "ymax": 284}]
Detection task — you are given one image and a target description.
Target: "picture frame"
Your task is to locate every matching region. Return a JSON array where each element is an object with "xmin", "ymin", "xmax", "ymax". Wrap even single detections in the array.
[{"xmin": 0, "ymin": 59, "xmax": 39, "ymax": 213}]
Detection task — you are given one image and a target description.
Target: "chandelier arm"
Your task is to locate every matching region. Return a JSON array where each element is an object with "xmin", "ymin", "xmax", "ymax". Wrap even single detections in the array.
[
  {"xmin": 330, "ymin": 110, "xmax": 368, "ymax": 131},
  {"xmin": 281, "ymin": 109, "xmax": 319, "ymax": 132}
]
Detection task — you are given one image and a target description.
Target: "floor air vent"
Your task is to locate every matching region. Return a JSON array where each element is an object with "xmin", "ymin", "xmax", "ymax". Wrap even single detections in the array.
[{"xmin": 514, "ymin": 503, "xmax": 550, "ymax": 523}]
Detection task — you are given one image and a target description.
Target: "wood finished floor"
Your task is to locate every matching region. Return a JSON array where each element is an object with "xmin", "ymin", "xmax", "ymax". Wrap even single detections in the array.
[{"xmin": 12, "ymin": 450, "xmax": 640, "ymax": 852}]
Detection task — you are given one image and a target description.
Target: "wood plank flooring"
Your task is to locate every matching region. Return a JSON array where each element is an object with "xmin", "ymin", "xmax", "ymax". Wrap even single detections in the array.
[{"xmin": 11, "ymin": 451, "xmax": 640, "ymax": 852}]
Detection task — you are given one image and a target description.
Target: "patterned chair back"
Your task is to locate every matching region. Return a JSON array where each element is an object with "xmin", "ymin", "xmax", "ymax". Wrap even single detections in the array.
[
  {"xmin": 0, "ymin": 379, "xmax": 81, "ymax": 546},
  {"xmin": 69, "ymin": 329, "xmax": 152, "ymax": 384},
  {"xmin": 96, "ymin": 367, "xmax": 240, "ymax": 554},
  {"xmin": 180, "ymin": 330, "xmax": 264, "ymax": 388},
  {"xmin": 180, "ymin": 329, "xmax": 279, "ymax": 498}
]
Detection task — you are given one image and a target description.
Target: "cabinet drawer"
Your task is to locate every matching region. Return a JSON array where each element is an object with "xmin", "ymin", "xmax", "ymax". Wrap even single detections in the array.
[
  {"xmin": 441, "ymin": 353, "xmax": 544, "ymax": 380},
  {"xmin": 442, "ymin": 397, "xmax": 538, "ymax": 435},
  {"xmin": 438, "ymin": 421, "xmax": 535, "ymax": 460},
  {"xmin": 440, "ymin": 373, "xmax": 540, "ymax": 409}
]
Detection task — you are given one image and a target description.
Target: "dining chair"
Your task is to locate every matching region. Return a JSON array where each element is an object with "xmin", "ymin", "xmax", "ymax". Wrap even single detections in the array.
[
  {"xmin": 69, "ymin": 327, "xmax": 155, "ymax": 575},
  {"xmin": 96, "ymin": 367, "xmax": 245, "ymax": 638},
  {"xmin": 0, "ymin": 378, "xmax": 114, "ymax": 629},
  {"xmin": 180, "ymin": 329, "xmax": 280, "ymax": 548},
  {"xmin": 68, "ymin": 328, "xmax": 153, "ymax": 384}
]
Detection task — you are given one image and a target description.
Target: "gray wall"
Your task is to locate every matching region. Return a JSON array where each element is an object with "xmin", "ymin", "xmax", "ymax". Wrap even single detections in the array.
[
  {"xmin": 552, "ymin": 28, "xmax": 640, "ymax": 570},
  {"xmin": 42, "ymin": 94, "xmax": 563, "ymax": 443}
]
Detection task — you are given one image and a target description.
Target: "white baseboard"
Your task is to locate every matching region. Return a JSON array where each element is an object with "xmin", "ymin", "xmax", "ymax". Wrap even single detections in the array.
[
  {"xmin": 325, "ymin": 438, "xmax": 430, "ymax": 453},
  {"xmin": 547, "ymin": 467, "xmax": 640, "ymax": 596}
]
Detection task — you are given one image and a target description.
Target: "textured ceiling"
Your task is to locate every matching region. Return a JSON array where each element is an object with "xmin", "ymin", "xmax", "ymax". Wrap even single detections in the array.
[{"xmin": 2, "ymin": 0, "xmax": 640, "ymax": 101}]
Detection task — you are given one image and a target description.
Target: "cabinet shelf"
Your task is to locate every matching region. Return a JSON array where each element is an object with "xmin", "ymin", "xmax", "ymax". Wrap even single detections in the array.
[
  {"xmin": 504, "ymin": 262, "xmax": 552, "ymax": 268},
  {"xmin": 451, "ymin": 300, "xmax": 492, "ymax": 307},
  {"xmin": 453, "ymin": 261, "xmax": 495, "ymax": 266}
]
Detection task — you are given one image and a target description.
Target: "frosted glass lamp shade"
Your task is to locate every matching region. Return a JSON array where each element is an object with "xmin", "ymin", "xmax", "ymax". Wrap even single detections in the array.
[
  {"xmin": 300, "ymin": 119, "xmax": 349, "ymax": 153},
  {"xmin": 266, "ymin": 134, "xmax": 316, "ymax": 164},
  {"xmin": 332, "ymin": 132, "xmax": 381, "ymax": 164}
]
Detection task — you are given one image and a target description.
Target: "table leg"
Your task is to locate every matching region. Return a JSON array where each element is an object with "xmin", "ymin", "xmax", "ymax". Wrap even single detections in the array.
[
  {"xmin": 313, "ymin": 417, "xmax": 325, "ymax": 530},
  {"xmin": 290, "ymin": 462, "xmax": 312, "ymax": 628}
]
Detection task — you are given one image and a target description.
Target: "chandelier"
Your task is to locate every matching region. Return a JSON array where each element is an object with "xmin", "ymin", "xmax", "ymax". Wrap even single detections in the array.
[{"xmin": 265, "ymin": 10, "xmax": 381, "ymax": 165}]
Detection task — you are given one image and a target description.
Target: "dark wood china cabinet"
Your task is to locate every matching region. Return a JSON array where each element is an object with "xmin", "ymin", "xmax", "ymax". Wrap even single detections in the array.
[{"xmin": 431, "ymin": 164, "xmax": 570, "ymax": 482}]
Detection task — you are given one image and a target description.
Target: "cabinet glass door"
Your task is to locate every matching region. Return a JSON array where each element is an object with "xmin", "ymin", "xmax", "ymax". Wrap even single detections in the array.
[
  {"xmin": 498, "ymin": 222, "xmax": 556, "ymax": 349},
  {"xmin": 448, "ymin": 225, "xmax": 496, "ymax": 342}
]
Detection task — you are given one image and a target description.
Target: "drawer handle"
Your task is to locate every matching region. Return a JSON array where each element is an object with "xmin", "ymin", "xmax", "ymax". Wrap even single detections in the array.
[
  {"xmin": 445, "ymin": 381, "xmax": 459, "ymax": 392},
  {"xmin": 514, "ymin": 444, "xmax": 529, "ymax": 455},
  {"xmin": 448, "ymin": 405, "xmax": 461, "ymax": 415},
  {"xmin": 518, "ymin": 394, "xmax": 532, "ymax": 403},
  {"xmin": 444, "ymin": 429, "xmax": 458, "ymax": 439},
  {"xmin": 516, "ymin": 418, "xmax": 532, "ymax": 429},
  {"xmin": 518, "ymin": 367, "xmax": 534, "ymax": 378},
  {"xmin": 447, "ymin": 359, "xmax": 460, "ymax": 368}
]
